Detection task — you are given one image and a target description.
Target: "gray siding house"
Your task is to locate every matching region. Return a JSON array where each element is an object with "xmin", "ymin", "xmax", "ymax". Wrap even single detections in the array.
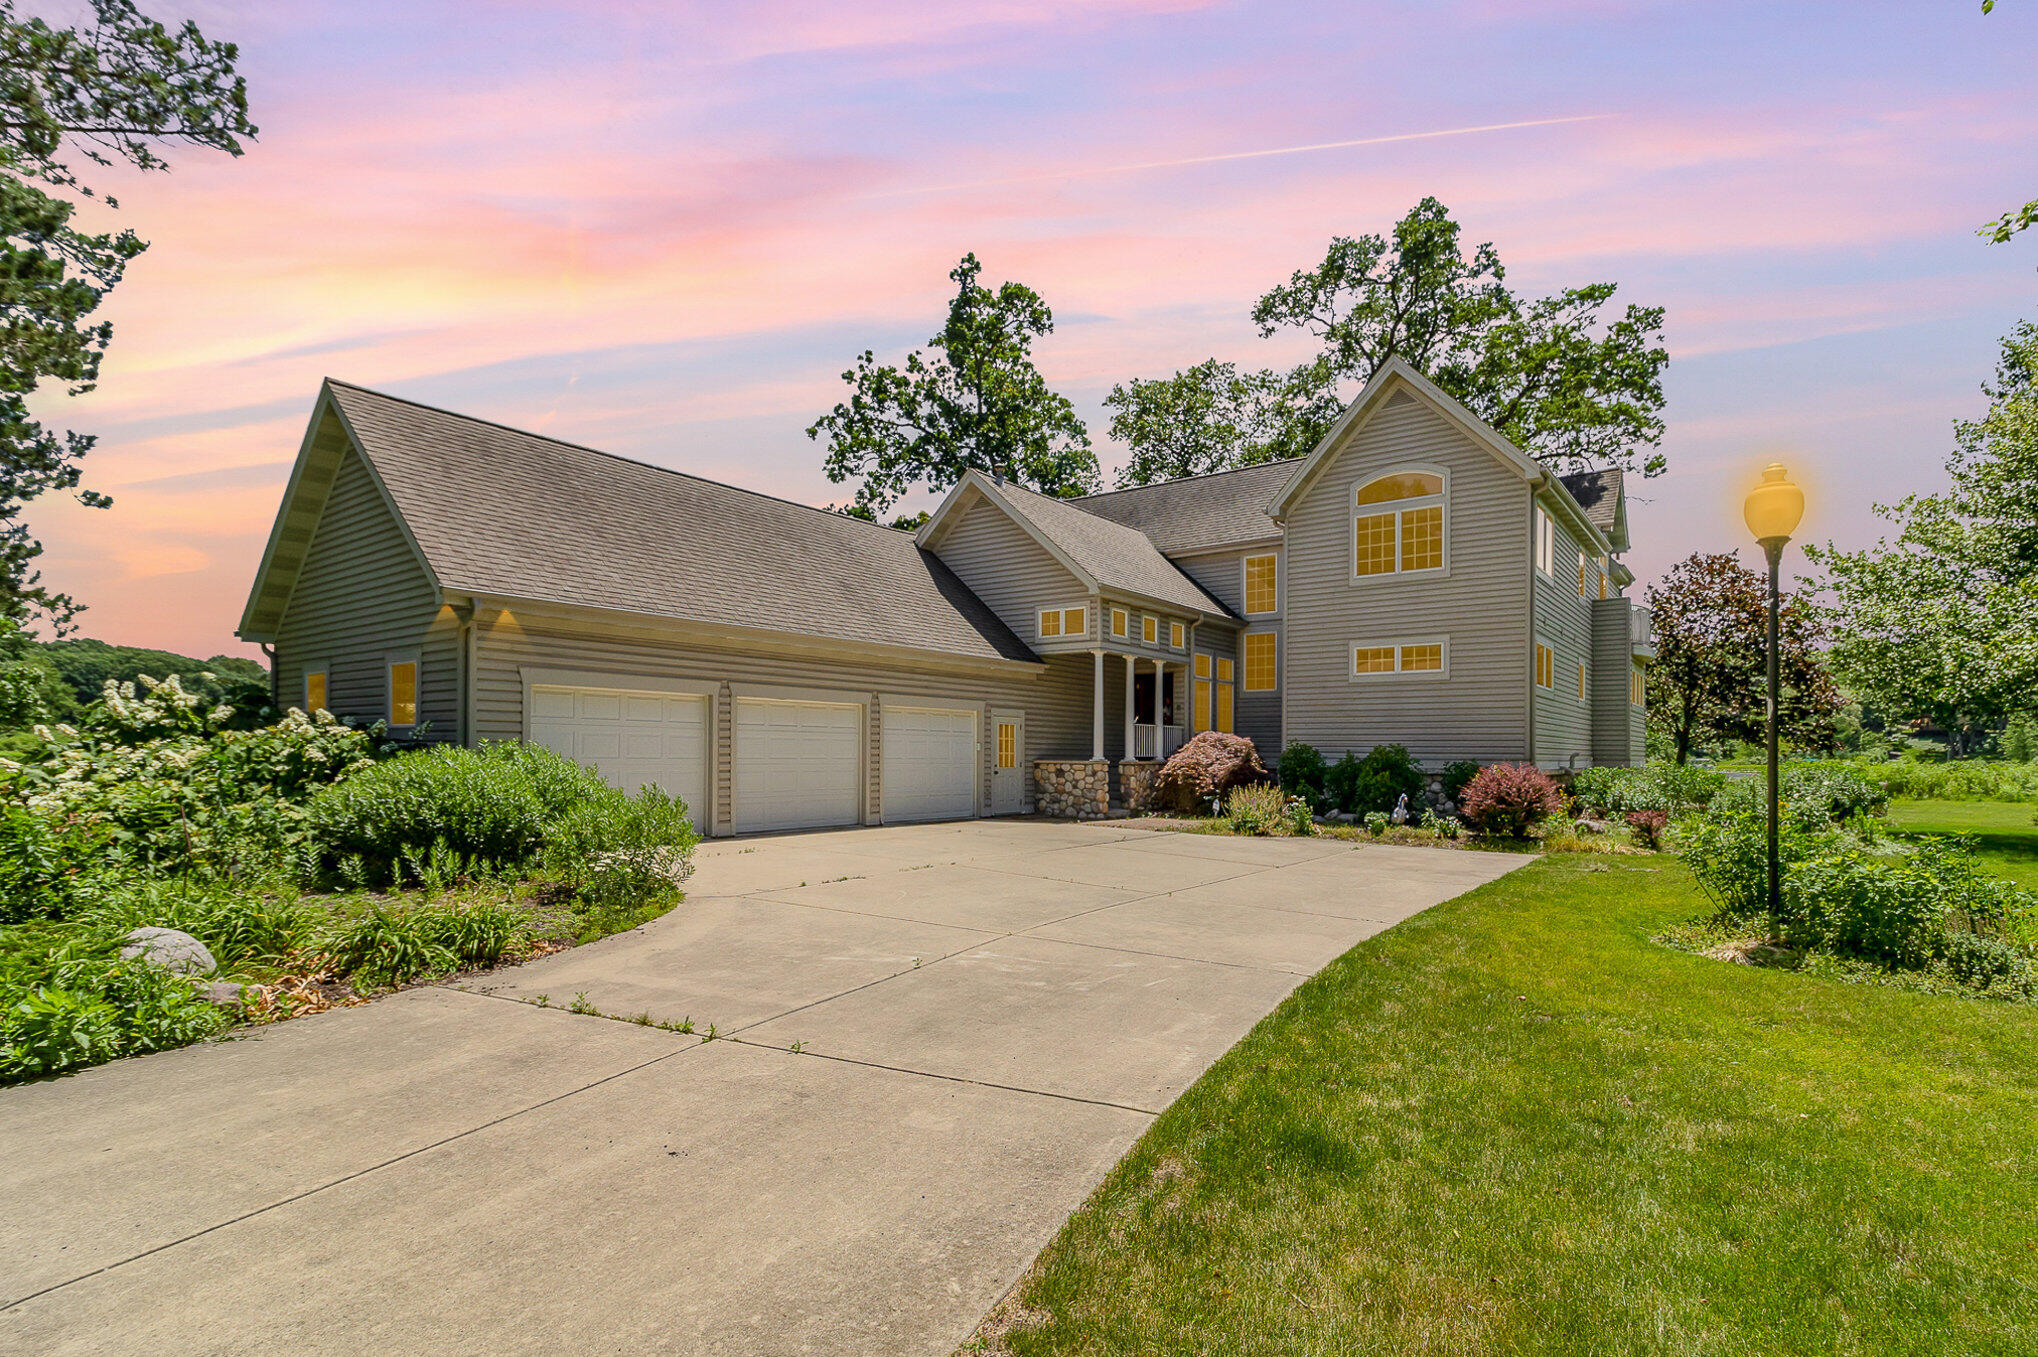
[{"xmin": 240, "ymin": 356, "xmax": 1652, "ymax": 831}]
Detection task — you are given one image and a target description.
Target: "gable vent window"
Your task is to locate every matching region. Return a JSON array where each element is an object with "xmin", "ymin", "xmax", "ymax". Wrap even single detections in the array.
[{"xmin": 1353, "ymin": 472, "xmax": 1446, "ymax": 578}]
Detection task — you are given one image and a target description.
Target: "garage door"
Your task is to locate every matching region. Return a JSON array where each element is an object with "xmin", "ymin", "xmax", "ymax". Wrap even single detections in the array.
[
  {"xmin": 881, "ymin": 706, "xmax": 977, "ymax": 823},
  {"xmin": 735, "ymin": 699, "xmax": 862, "ymax": 833},
  {"xmin": 528, "ymin": 685, "xmax": 709, "ymax": 831}
]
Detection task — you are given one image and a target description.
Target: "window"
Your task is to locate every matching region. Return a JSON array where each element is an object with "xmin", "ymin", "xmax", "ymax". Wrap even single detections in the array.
[
  {"xmin": 1578, "ymin": 661, "xmax": 1588, "ymax": 700},
  {"xmin": 1244, "ymin": 632, "xmax": 1277, "ymax": 691},
  {"xmin": 1216, "ymin": 680, "xmax": 1234, "ymax": 733},
  {"xmin": 1111, "ymin": 607, "xmax": 1128, "ymax": 638},
  {"xmin": 1577, "ymin": 557, "xmax": 1588, "ymax": 597},
  {"xmin": 389, "ymin": 658, "xmax": 418, "ymax": 726},
  {"xmin": 1598, "ymin": 558, "xmax": 1610, "ymax": 600},
  {"xmin": 1535, "ymin": 506, "xmax": 1555, "ymax": 576},
  {"xmin": 1193, "ymin": 653, "xmax": 1212, "ymax": 732},
  {"xmin": 1169, "ymin": 620, "xmax": 1185, "ymax": 650},
  {"xmin": 1631, "ymin": 665, "xmax": 1646, "ymax": 706},
  {"xmin": 1535, "ymin": 641, "xmax": 1555, "ymax": 689},
  {"xmin": 1142, "ymin": 615, "xmax": 1158, "ymax": 645},
  {"xmin": 304, "ymin": 668, "xmax": 328, "ymax": 713},
  {"xmin": 1243, "ymin": 554, "xmax": 1278, "ymax": 614},
  {"xmin": 997, "ymin": 721, "xmax": 1017, "ymax": 769},
  {"xmin": 1352, "ymin": 639, "xmax": 1448, "ymax": 679},
  {"xmin": 1039, "ymin": 605, "xmax": 1085, "ymax": 639},
  {"xmin": 1216, "ymin": 657, "xmax": 1233, "ymax": 683},
  {"xmin": 1353, "ymin": 472, "xmax": 1445, "ymax": 578}
]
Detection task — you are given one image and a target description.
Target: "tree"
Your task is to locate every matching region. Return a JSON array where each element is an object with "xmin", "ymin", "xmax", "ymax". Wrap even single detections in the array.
[
  {"xmin": 1978, "ymin": 0, "xmax": 2032, "ymax": 242},
  {"xmin": 0, "ymin": 0, "xmax": 254, "ymax": 629},
  {"xmin": 1644, "ymin": 552, "xmax": 1841, "ymax": 764},
  {"xmin": 1104, "ymin": 359, "xmax": 1339, "ymax": 487},
  {"xmin": 1106, "ymin": 197, "xmax": 1669, "ymax": 488},
  {"xmin": 808, "ymin": 253, "xmax": 1097, "ymax": 515},
  {"xmin": 1808, "ymin": 324, "xmax": 2038, "ymax": 754}
]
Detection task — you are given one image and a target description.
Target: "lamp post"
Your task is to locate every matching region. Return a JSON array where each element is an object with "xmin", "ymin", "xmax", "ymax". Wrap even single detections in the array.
[{"xmin": 1743, "ymin": 463, "xmax": 1805, "ymax": 921}]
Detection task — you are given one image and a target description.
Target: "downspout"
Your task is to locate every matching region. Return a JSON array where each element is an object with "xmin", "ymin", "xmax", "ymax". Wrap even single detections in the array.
[
  {"xmin": 259, "ymin": 643, "xmax": 277, "ymax": 712},
  {"xmin": 460, "ymin": 608, "xmax": 477, "ymax": 748},
  {"xmin": 1525, "ymin": 488, "xmax": 1538, "ymax": 766}
]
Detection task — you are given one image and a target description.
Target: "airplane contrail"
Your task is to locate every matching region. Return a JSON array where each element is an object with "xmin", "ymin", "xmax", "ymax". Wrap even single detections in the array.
[{"xmin": 865, "ymin": 115, "xmax": 1608, "ymax": 199}]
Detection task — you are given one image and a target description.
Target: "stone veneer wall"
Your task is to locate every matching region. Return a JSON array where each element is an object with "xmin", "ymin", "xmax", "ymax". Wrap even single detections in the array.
[
  {"xmin": 1034, "ymin": 759, "xmax": 1110, "ymax": 819},
  {"xmin": 1118, "ymin": 760, "xmax": 1164, "ymax": 813}
]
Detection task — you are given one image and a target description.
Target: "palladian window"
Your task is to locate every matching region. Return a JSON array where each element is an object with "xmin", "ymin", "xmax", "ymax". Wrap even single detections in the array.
[{"xmin": 1353, "ymin": 472, "xmax": 1445, "ymax": 577}]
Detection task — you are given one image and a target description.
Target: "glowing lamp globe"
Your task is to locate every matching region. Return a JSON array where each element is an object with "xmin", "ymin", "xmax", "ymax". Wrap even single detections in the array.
[{"xmin": 1743, "ymin": 463, "xmax": 1804, "ymax": 544}]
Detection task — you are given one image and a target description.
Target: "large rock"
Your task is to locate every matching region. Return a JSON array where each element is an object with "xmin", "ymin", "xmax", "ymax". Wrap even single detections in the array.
[{"xmin": 121, "ymin": 927, "xmax": 217, "ymax": 977}]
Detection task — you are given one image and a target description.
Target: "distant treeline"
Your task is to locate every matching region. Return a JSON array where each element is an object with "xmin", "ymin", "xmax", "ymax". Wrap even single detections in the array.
[{"xmin": 3, "ymin": 636, "xmax": 267, "ymax": 726}]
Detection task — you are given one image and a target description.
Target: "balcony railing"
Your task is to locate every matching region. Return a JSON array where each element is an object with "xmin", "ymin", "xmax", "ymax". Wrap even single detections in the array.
[{"xmin": 1630, "ymin": 604, "xmax": 1656, "ymax": 655}]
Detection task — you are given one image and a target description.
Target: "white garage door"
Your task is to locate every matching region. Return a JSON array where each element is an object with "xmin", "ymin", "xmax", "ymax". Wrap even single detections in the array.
[
  {"xmin": 881, "ymin": 706, "xmax": 977, "ymax": 823},
  {"xmin": 735, "ymin": 698, "xmax": 862, "ymax": 833},
  {"xmin": 528, "ymin": 685, "xmax": 709, "ymax": 831}
]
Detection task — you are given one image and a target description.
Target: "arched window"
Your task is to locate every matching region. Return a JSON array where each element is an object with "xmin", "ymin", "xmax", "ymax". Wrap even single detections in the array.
[{"xmin": 1352, "ymin": 471, "xmax": 1446, "ymax": 577}]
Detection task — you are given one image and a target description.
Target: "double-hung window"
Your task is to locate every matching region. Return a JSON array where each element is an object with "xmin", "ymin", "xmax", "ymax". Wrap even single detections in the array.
[
  {"xmin": 1535, "ymin": 641, "xmax": 1555, "ymax": 689},
  {"xmin": 1353, "ymin": 472, "xmax": 1446, "ymax": 578},
  {"xmin": 1169, "ymin": 620, "xmax": 1186, "ymax": 650},
  {"xmin": 304, "ymin": 665, "xmax": 329, "ymax": 714},
  {"xmin": 1193, "ymin": 654, "xmax": 1212, "ymax": 731},
  {"xmin": 1631, "ymin": 665, "xmax": 1646, "ymax": 706},
  {"xmin": 1214, "ymin": 658, "xmax": 1234, "ymax": 733},
  {"xmin": 1110, "ymin": 607, "xmax": 1128, "ymax": 638}
]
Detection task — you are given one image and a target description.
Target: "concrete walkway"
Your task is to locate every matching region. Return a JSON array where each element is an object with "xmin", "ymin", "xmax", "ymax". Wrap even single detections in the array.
[{"xmin": 1, "ymin": 821, "xmax": 1526, "ymax": 1354}]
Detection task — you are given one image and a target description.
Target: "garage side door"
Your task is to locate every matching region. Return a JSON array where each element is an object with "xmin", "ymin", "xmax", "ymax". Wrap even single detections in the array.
[
  {"xmin": 880, "ymin": 706, "xmax": 977, "ymax": 823},
  {"xmin": 735, "ymin": 699, "xmax": 861, "ymax": 833},
  {"xmin": 528, "ymin": 685, "xmax": 709, "ymax": 831}
]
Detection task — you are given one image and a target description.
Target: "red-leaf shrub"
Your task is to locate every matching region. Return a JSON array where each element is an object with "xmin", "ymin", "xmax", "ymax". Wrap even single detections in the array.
[
  {"xmin": 1154, "ymin": 732, "xmax": 1270, "ymax": 813},
  {"xmin": 1626, "ymin": 808, "xmax": 1669, "ymax": 850},
  {"xmin": 1458, "ymin": 762, "xmax": 1564, "ymax": 837}
]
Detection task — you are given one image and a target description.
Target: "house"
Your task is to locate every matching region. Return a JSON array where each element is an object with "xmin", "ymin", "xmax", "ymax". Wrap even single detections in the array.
[{"xmin": 238, "ymin": 355, "xmax": 1653, "ymax": 832}]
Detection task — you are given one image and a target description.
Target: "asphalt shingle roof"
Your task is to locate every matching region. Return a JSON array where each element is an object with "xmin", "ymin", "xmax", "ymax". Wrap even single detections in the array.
[
  {"xmin": 1558, "ymin": 468, "xmax": 1625, "ymax": 542},
  {"xmin": 986, "ymin": 477, "xmax": 1235, "ymax": 618},
  {"xmin": 326, "ymin": 382, "xmax": 1039, "ymax": 666},
  {"xmin": 1070, "ymin": 461, "xmax": 1292, "ymax": 555}
]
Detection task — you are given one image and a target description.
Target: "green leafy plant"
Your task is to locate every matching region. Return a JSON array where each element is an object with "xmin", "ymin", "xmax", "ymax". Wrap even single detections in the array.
[
  {"xmin": 1277, "ymin": 743, "xmax": 1330, "ymax": 811},
  {"xmin": 1324, "ymin": 744, "xmax": 1423, "ymax": 817},
  {"xmin": 1, "ymin": 945, "xmax": 228, "ymax": 1084},
  {"xmin": 1440, "ymin": 760, "xmax": 1481, "ymax": 805},
  {"xmin": 320, "ymin": 904, "xmax": 458, "ymax": 990},
  {"xmin": 1283, "ymin": 795, "xmax": 1315, "ymax": 836},
  {"xmin": 1224, "ymin": 783, "xmax": 1287, "ymax": 836},
  {"xmin": 415, "ymin": 899, "xmax": 527, "ymax": 970}
]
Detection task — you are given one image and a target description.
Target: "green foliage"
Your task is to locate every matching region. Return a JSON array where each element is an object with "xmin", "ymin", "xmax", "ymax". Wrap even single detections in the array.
[
  {"xmin": 1440, "ymin": 760, "xmax": 1481, "ymax": 804},
  {"xmin": 1709, "ymin": 763, "xmax": 1889, "ymax": 824},
  {"xmin": 1106, "ymin": 360, "xmax": 1338, "ymax": 488},
  {"xmin": 414, "ymin": 898, "xmax": 528, "ymax": 970},
  {"xmin": 1459, "ymin": 762, "xmax": 1564, "ymax": 837},
  {"xmin": 0, "ymin": 936, "xmax": 227, "ymax": 1084},
  {"xmin": 1645, "ymin": 552, "xmax": 1841, "ymax": 764},
  {"xmin": 36, "ymin": 636, "xmax": 267, "ymax": 719},
  {"xmin": 545, "ymin": 785, "xmax": 698, "ymax": 918},
  {"xmin": 308, "ymin": 742, "xmax": 609, "ymax": 884},
  {"xmin": 807, "ymin": 252, "xmax": 1098, "ymax": 515},
  {"xmin": 0, "ymin": 0, "xmax": 255, "ymax": 627},
  {"xmin": 1223, "ymin": 782, "xmax": 1288, "ymax": 836},
  {"xmin": 1276, "ymin": 742, "xmax": 1329, "ymax": 811},
  {"xmin": 1571, "ymin": 761, "xmax": 1729, "ymax": 817},
  {"xmin": 320, "ymin": 903, "xmax": 459, "ymax": 990},
  {"xmin": 1873, "ymin": 758, "xmax": 2038, "ymax": 803},
  {"xmin": 1323, "ymin": 743, "xmax": 1423, "ymax": 817},
  {"xmin": 75, "ymin": 880, "xmax": 314, "ymax": 971},
  {"xmin": 0, "ymin": 799, "xmax": 110, "ymax": 921}
]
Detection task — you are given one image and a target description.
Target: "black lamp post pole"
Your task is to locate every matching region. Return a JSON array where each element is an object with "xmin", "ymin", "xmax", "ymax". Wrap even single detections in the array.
[{"xmin": 1762, "ymin": 536, "xmax": 1785, "ymax": 921}]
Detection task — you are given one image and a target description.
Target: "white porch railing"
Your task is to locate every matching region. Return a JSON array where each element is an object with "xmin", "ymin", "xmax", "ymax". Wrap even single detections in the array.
[{"xmin": 1134, "ymin": 723, "xmax": 1159, "ymax": 759}]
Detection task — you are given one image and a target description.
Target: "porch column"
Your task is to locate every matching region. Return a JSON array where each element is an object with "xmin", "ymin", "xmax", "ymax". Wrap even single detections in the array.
[
  {"xmin": 1151, "ymin": 656, "xmax": 1166, "ymax": 746},
  {"xmin": 1123, "ymin": 653, "xmax": 1135, "ymax": 762},
  {"xmin": 1092, "ymin": 649, "xmax": 1106, "ymax": 761}
]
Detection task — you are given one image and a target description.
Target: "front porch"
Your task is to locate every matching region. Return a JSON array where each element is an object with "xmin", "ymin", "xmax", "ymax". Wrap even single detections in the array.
[{"xmin": 1035, "ymin": 648, "xmax": 1192, "ymax": 819}]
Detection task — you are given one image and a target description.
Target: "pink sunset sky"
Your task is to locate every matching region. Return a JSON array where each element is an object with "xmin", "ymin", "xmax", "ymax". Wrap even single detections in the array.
[{"xmin": 26, "ymin": 0, "xmax": 2038, "ymax": 659}]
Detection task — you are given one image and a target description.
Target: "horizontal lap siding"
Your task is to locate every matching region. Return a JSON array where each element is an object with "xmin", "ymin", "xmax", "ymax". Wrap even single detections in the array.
[
  {"xmin": 1283, "ymin": 391, "xmax": 1530, "ymax": 766},
  {"xmin": 932, "ymin": 495, "xmax": 1089, "ymax": 645},
  {"xmin": 470, "ymin": 613, "xmax": 1090, "ymax": 833},
  {"xmin": 1591, "ymin": 599, "xmax": 1641, "ymax": 767},
  {"xmin": 1532, "ymin": 522, "xmax": 1595, "ymax": 769},
  {"xmin": 1176, "ymin": 547, "xmax": 1282, "ymax": 759},
  {"xmin": 273, "ymin": 448, "xmax": 458, "ymax": 740}
]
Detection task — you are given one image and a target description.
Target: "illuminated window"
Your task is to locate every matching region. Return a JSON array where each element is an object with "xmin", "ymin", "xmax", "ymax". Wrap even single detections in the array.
[
  {"xmin": 1038, "ymin": 608, "xmax": 1062, "ymax": 638},
  {"xmin": 1040, "ymin": 606, "xmax": 1084, "ymax": 639},
  {"xmin": 1111, "ymin": 607, "xmax": 1128, "ymax": 638},
  {"xmin": 1243, "ymin": 554, "xmax": 1278, "ymax": 614},
  {"xmin": 305, "ymin": 669, "xmax": 327, "ymax": 713},
  {"xmin": 1598, "ymin": 558, "xmax": 1610, "ymax": 600},
  {"xmin": 1216, "ymin": 681, "xmax": 1234, "ymax": 733},
  {"xmin": 1578, "ymin": 661, "xmax": 1588, "ymax": 699},
  {"xmin": 1631, "ymin": 666, "xmax": 1646, "ymax": 706},
  {"xmin": 1170, "ymin": 621, "xmax": 1186, "ymax": 649},
  {"xmin": 1194, "ymin": 676, "xmax": 1211, "ymax": 731},
  {"xmin": 1142, "ymin": 615, "xmax": 1158, "ymax": 644},
  {"xmin": 1244, "ymin": 633, "xmax": 1277, "ymax": 691},
  {"xmin": 1194, "ymin": 654, "xmax": 1211, "ymax": 679},
  {"xmin": 1535, "ymin": 642, "xmax": 1554, "ymax": 689},
  {"xmin": 997, "ymin": 721, "xmax": 1016, "ymax": 769},
  {"xmin": 389, "ymin": 659, "xmax": 418, "ymax": 726},
  {"xmin": 1577, "ymin": 558, "xmax": 1588, "ymax": 597},
  {"xmin": 1353, "ymin": 640, "xmax": 1447, "ymax": 678},
  {"xmin": 1216, "ymin": 657, "xmax": 1233, "ymax": 683},
  {"xmin": 1353, "ymin": 472, "xmax": 1446, "ymax": 577}
]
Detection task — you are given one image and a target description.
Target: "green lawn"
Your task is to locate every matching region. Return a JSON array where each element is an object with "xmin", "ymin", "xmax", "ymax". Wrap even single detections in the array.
[
  {"xmin": 1889, "ymin": 798, "xmax": 2038, "ymax": 892},
  {"xmin": 988, "ymin": 855, "xmax": 2038, "ymax": 1355}
]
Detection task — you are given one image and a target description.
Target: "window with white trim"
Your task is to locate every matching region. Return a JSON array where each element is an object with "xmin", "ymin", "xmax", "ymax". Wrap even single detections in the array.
[
  {"xmin": 1351, "ymin": 638, "xmax": 1448, "ymax": 679},
  {"xmin": 388, "ymin": 656, "xmax": 419, "ymax": 727},
  {"xmin": 1169, "ymin": 620, "xmax": 1185, "ymax": 650},
  {"xmin": 1038, "ymin": 605, "xmax": 1085, "ymax": 640},
  {"xmin": 1243, "ymin": 554, "xmax": 1278, "ymax": 614},
  {"xmin": 1534, "ymin": 640, "xmax": 1555, "ymax": 689},
  {"xmin": 1193, "ymin": 653, "xmax": 1212, "ymax": 731},
  {"xmin": 1353, "ymin": 472, "xmax": 1446, "ymax": 578},
  {"xmin": 1142, "ymin": 614, "xmax": 1158, "ymax": 645},
  {"xmin": 1535, "ymin": 507, "xmax": 1555, "ymax": 576},
  {"xmin": 1214, "ymin": 657, "xmax": 1234, "ymax": 732},
  {"xmin": 1598, "ymin": 557, "xmax": 1611, "ymax": 600},
  {"xmin": 1631, "ymin": 665, "xmax": 1646, "ymax": 706},
  {"xmin": 1243, "ymin": 632, "xmax": 1276, "ymax": 691},
  {"xmin": 1110, "ymin": 607, "xmax": 1128, "ymax": 638},
  {"xmin": 304, "ymin": 665, "xmax": 329, "ymax": 714}
]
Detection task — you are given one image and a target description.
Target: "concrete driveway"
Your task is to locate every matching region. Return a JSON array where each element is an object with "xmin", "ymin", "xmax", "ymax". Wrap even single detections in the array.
[{"xmin": 1, "ymin": 821, "xmax": 1526, "ymax": 1354}]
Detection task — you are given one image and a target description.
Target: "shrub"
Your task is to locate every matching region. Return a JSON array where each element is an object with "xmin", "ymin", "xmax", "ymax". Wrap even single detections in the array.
[
  {"xmin": 1277, "ymin": 743, "xmax": 1330, "ymax": 811},
  {"xmin": 76, "ymin": 881, "xmax": 317, "ymax": 972},
  {"xmin": 543, "ymin": 787, "xmax": 698, "ymax": 895},
  {"xmin": 0, "ymin": 943, "xmax": 228, "ymax": 1084},
  {"xmin": 1679, "ymin": 812, "xmax": 1835, "ymax": 921},
  {"xmin": 1284, "ymin": 795, "xmax": 1315, "ymax": 836},
  {"xmin": 1459, "ymin": 763, "xmax": 1564, "ymax": 837},
  {"xmin": 0, "ymin": 803, "xmax": 113, "ymax": 923},
  {"xmin": 321, "ymin": 904, "xmax": 459, "ymax": 989},
  {"xmin": 1324, "ymin": 744, "xmax": 1424, "ymax": 817},
  {"xmin": 1418, "ymin": 807, "xmax": 1461, "ymax": 839},
  {"xmin": 1154, "ymin": 733, "xmax": 1270, "ymax": 813},
  {"xmin": 1441, "ymin": 760, "xmax": 1481, "ymax": 805},
  {"xmin": 1709, "ymin": 763, "xmax": 1888, "ymax": 825},
  {"xmin": 309, "ymin": 742, "xmax": 612, "ymax": 884},
  {"xmin": 415, "ymin": 899, "xmax": 528, "ymax": 969},
  {"xmin": 1224, "ymin": 783, "xmax": 1287, "ymax": 836},
  {"xmin": 1626, "ymin": 809, "xmax": 1669, "ymax": 851},
  {"xmin": 1873, "ymin": 758, "xmax": 2038, "ymax": 803},
  {"xmin": 1362, "ymin": 811, "xmax": 1390, "ymax": 835},
  {"xmin": 1571, "ymin": 762, "xmax": 1727, "ymax": 817},
  {"xmin": 1777, "ymin": 840, "xmax": 1983, "ymax": 970}
]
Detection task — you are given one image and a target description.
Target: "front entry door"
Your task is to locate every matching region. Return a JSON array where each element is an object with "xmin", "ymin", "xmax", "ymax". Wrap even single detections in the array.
[{"xmin": 990, "ymin": 710, "xmax": 1025, "ymax": 815}]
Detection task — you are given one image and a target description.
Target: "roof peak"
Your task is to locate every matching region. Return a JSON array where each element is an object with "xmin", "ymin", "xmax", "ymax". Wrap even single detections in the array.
[{"xmin": 1073, "ymin": 457, "xmax": 1296, "ymax": 503}]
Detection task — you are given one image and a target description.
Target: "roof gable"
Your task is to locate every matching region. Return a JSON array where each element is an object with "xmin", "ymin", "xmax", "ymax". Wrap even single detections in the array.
[{"xmin": 245, "ymin": 382, "xmax": 1039, "ymax": 666}]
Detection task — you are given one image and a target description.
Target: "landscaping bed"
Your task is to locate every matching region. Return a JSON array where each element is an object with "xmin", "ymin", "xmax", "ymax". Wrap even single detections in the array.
[{"xmin": 973, "ymin": 854, "xmax": 2038, "ymax": 1354}]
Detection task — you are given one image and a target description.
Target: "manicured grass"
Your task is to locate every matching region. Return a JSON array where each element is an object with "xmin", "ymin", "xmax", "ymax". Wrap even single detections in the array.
[
  {"xmin": 1889, "ymin": 798, "xmax": 2038, "ymax": 892},
  {"xmin": 991, "ymin": 856, "xmax": 2038, "ymax": 1355}
]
